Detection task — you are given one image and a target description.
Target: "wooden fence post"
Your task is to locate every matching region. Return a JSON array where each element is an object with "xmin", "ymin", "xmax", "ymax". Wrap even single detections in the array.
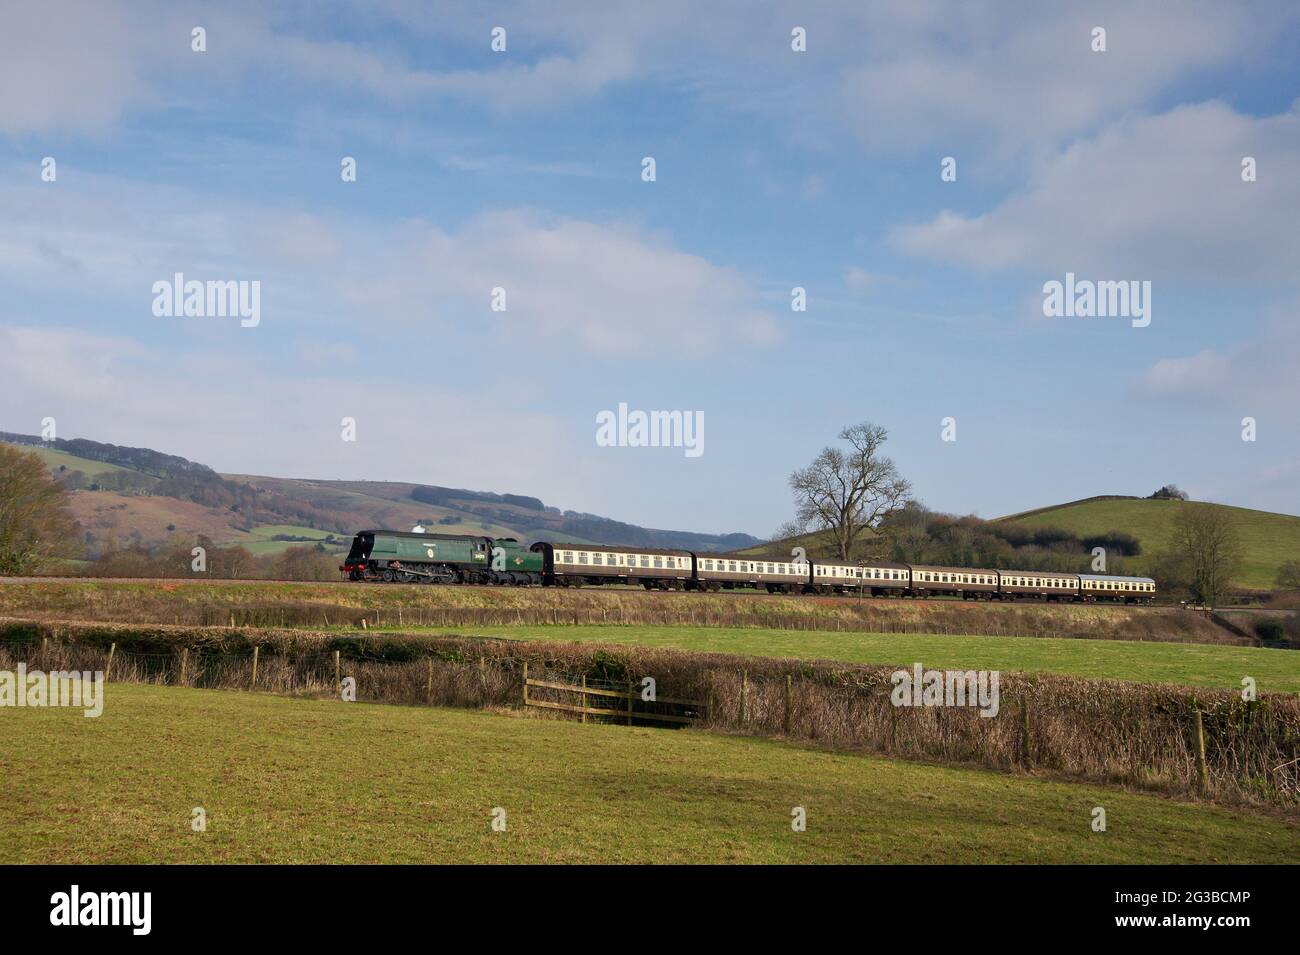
[
  {"xmin": 180, "ymin": 647, "xmax": 189, "ymax": 686},
  {"xmin": 581, "ymin": 674, "xmax": 588, "ymax": 724},
  {"xmin": 523, "ymin": 662, "xmax": 529, "ymax": 706},
  {"xmin": 783, "ymin": 673, "xmax": 792, "ymax": 735},
  {"xmin": 740, "ymin": 669, "xmax": 749, "ymax": 726},
  {"xmin": 250, "ymin": 646, "xmax": 259, "ymax": 690},
  {"xmin": 334, "ymin": 650, "xmax": 341, "ymax": 694},
  {"xmin": 105, "ymin": 643, "xmax": 117, "ymax": 682},
  {"xmin": 1194, "ymin": 709, "xmax": 1208, "ymax": 793},
  {"xmin": 706, "ymin": 673, "xmax": 714, "ymax": 724},
  {"xmin": 1021, "ymin": 698, "xmax": 1032, "ymax": 765},
  {"xmin": 626, "ymin": 678, "xmax": 633, "ymax": 726},
  {"xmin": 426, "ymin": 658, "xmax": 433, "ymax": 703},
  {"xmin": 479, "ymin": 655, "xmax": 486, "ymax": 692}
]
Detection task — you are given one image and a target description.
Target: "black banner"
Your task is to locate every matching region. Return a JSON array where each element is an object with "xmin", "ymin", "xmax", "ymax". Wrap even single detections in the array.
[{"xmin": 1, "ymin": 864, "xmax": 1274, "ymax": 941}]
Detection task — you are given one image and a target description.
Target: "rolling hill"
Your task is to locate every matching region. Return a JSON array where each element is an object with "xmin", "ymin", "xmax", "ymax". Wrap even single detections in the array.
[
  {"xmin": 1, "ymin": 433, "xmax": 762, "ymax": 558},
  {"xmin": 995, "ymin": 495, "xmax": 1300, "ymax": 590},
  {"xmin": 738, "ymin": 494, "xmax": 1299, "ymax": 593}
]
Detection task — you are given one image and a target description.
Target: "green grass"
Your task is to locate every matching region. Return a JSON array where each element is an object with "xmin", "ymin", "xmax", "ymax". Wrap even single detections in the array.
[
  {"xmin": 1, "ymin": 683, "xmax": 1294, "ymax": 863},
  {"xmin": 227, "ymin": 523, "xmax": 348, "ymax": 556},
  {"xmin": 431, "ymin": 625, "xmax": 1300, "ymax": 694},
  {"xmin": 2, "ymin": 441, "xmax": 143, "ymax": 480},
  {"xmin": 1005, "ymin": 497, "xmax": 1300, "ymax": 590}
]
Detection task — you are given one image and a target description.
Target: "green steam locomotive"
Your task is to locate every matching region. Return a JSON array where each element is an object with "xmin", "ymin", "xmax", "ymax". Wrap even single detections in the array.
[{"xmin": 340, "ymin": 530, "xmax": 543, "ymax": 585}]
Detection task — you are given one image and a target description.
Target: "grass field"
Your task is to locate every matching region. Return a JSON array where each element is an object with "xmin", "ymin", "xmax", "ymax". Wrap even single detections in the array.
[
  {"xmin": 434, "ymin": 624, "xmax": 1300, "ymax": 693},
  {"xmin": 230, "ymin": 524, "xmax": 347, "ymax": 556},
  {"xmin": 4, "ymin": 441, "xmax": 144, "ymax": 480},
  {"xmin": 2, "ymin": 683, "xmax": 1294, "ymax": 864},
  {"xmin": 1005, "ymin": 497, "xmax": 1300, "ymax": 590}
]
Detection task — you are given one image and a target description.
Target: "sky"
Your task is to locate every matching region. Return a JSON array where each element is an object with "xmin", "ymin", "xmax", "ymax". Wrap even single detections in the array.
[{"xmin": 1, "ymin": 0, "xmax": 1298, "ymax": 537}]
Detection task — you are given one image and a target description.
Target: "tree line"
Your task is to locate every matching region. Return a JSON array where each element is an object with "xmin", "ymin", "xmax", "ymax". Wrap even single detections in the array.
[{"xmin": 779, "ymin": 422, "xmax": 1260, "ymax": 605}]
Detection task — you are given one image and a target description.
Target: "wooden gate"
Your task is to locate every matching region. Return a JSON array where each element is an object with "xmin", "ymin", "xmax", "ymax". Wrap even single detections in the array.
[{"xmin": 522, "ymin": 663, "xmax": 706, "ymax": 726}]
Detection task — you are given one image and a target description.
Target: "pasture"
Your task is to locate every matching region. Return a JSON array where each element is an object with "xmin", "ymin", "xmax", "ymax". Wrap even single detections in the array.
[
  {"xmin": 2, "ymin": 683, "xmax": 1295, "ymax": 864},
  {"xmin": 1005, "ymin": 497, "xmax": 1300, "ymax": 590},
  {"xmin": 431, "ymin": 624, "xmax": 1300, "ymax": 694}
]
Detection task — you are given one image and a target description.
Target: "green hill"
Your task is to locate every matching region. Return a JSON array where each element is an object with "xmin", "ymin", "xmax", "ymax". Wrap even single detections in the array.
[{"xmin": 997, "ymin": 496, "xmax": 1300, "ymax": 590}]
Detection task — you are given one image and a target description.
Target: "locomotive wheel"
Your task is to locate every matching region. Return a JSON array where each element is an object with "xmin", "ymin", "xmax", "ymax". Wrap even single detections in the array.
[{"xmin": 381, "ymin": 569, "xmax": 395, "ymax": 582}]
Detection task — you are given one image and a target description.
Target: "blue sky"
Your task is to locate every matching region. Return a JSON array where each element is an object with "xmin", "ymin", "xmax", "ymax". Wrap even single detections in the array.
[{"xmin": 2, "ymin": 1, "xmax": 1298, "ymax": 536}]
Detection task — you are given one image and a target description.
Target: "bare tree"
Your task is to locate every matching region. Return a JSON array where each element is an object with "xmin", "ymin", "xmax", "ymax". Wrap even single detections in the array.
[
  {"xmin": 1169, "ymin": 503, "xmax": 1241, "ymax": 606},
  {"xmin": 0, "ymin": 445, "xmax": 79, "ymax": 575},
  {"xmin": 789, "ymin": 423, "xmax": 911, "ymax": 560}
]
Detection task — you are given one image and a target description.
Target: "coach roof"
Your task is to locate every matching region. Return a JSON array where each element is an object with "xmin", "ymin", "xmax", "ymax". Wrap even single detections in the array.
[{"xmin": 542, "ymin": 542, "xmax": 693, "ymax": 558}]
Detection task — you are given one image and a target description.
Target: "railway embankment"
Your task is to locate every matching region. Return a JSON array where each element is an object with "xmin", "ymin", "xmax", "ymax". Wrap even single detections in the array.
[{"xmin": 0, "ymin": 578, "xmax": 1253, "ymax": 645}]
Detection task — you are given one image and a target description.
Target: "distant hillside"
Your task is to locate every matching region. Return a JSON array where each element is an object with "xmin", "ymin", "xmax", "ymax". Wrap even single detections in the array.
[
  {"xmin": 2, "ymin": 434, "xmax": 762, "ymax": 558},
  {"xmin": 995, "ymin": 496, "xmax": 1300, "ymax": 590},
  {"xmin": 739, "ymin": 494, "xmax": 1300, "ymax": 593}
]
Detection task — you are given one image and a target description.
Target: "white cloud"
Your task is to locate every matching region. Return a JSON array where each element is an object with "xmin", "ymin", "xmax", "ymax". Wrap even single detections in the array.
[
  {"xmin": 1135, "ymin": 310, "xmax": 1300, "ymax": 411},
  {"xmin": 838, "ymin": 1, "xmax": 1275, "ymax": 156},
  {"xmin": 4, "ymin": 0, "xmax": 1293, "ymax": 154},
  {"xmin": 0, "ymin": 0, "xmax": 151, "ymax": 134},
  {"xmin": 337, "ymin": 210, "xmax": 780, "ymax": 354},
  {"xmin": 0, "ymin": 170, "xmax": 779, "ymax": 355},
  {"xmin": 0, "ymin": 324, "xmax": 596, "ymax": 500},
  {"xmin": 891, "ymin": 101, "xmax": 1300, "ymax": 281}
]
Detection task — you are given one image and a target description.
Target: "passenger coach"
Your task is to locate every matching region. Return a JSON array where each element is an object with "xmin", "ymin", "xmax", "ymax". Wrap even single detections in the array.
[
  {"xmin": 530, "ymin": 542, "xmax": 693, "ymax": 589},
  {"xmin": 1079, "ymin": 574, "xmax": 1156, "ymax": 604},
  {"xmin": 998, "ymin": 570, "xmax": 1080, "ymax": 601},
  {"xmin": 696, "ymin": 554, "xmax": 810, "ymax": 593},
  {"xmin": 857, "ymin": 560, "xmax": 911, "ymax": 596},
  {"xmin": 909, "ymin": 564, "xmax": 999, "ymax": 599}
]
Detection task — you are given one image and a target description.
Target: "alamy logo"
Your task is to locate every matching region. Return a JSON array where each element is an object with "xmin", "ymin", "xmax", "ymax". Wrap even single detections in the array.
[
  {"xmin": 151, "ymin": 272, "xmax": 261, "ymax": 327},
  {"xmin": 890, "ymin": 663, "xmax": 1000, "ymax": 717},
  {"xmin": 0, "ymin": 664, "xmax": 103, "ymax": 717},
  {"xmin": 1042, "ymin": 272, "xmax": 1150, "ymax": 327},
  {"xmin": 595, "ymin": 403, "xmax": 704, "ymax": 458},
  {"xmin": 50, "ymin": 885, "xmax": 151, "ymax": 935}
]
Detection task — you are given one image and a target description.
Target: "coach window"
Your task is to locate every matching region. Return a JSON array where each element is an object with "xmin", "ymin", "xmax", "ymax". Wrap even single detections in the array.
[{"xmin": 564, "ymin": 551, "xmax": 574, "ymax": 563}]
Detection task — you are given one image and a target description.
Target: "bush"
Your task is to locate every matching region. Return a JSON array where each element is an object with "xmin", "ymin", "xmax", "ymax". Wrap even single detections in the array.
[{"xmin": 1274, "ymin": 559, "xmax": 1300, "ymax": 591}]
